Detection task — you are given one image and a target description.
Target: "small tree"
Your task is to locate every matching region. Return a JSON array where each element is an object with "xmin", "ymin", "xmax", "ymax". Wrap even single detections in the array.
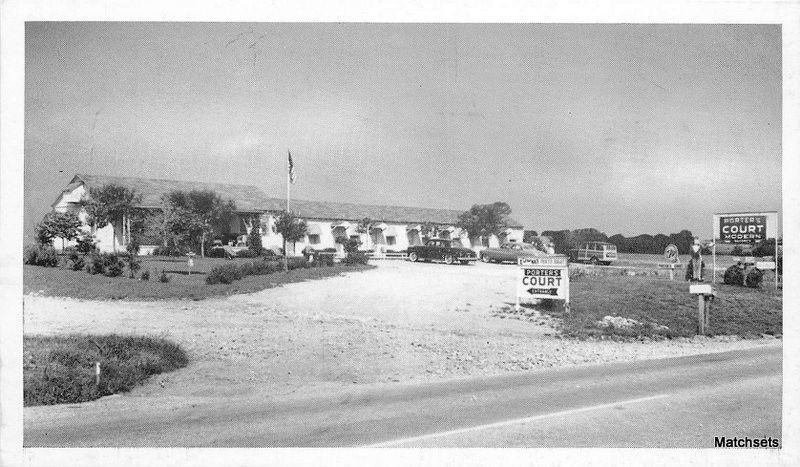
[
  {"xmin": 35, "ymin": 211, "xmax": 82, "ymax": 251},
  {"xmin": 356, "ymin": 218, "xmax": 372, "ymax": 250},
  {"xmin": 81, "ymin": 183, "xmax": 141, "ymax": 252},
  {"xmin": 247, "ymin": 218, "xmax": 263, "ymax": 254},
  {"xmin": 419, "ymin": 221, "xmax": 437, "ymax": 242},
  {"xmin": 456, "ymin": 201, "xmax": 512, "ymax": 247},
  {"xmin": 274, "ymin": 211, "xmax": 307, "ymax": 271}
]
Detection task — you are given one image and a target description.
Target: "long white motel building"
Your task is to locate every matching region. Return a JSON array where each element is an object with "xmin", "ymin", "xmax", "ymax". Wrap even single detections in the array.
[{"xmin": 51, "ymin": 174, "xmax": 525, "ymax": 256}]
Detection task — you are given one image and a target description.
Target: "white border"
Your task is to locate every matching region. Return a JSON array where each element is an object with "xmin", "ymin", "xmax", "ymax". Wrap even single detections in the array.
[{"xmin": 2, "ymin": 1, "xmax": 798, "ymax": 466}]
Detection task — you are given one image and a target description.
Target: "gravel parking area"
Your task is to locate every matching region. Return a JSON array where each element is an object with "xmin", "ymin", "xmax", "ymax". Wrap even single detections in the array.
[{"xmin": 24, "ymin": 260, "xmax": 779, "ymax": 416}]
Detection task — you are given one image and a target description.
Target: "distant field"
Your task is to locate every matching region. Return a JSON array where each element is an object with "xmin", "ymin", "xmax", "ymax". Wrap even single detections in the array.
[{"xmin": 613, "ymin": 253, "xmax": 738, "ymax": 270}]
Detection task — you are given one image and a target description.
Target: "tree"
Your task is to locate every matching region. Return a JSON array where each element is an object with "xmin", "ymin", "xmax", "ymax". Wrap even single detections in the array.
[
  {"xmin": 523, "ymin": 230, "xmax": 539, "ymax": 243},
  {"xmin": 35, "ymin": 211, "xmax": 82, "ymax": 251},
  {"xmin": 274, "ymin": 210, "xmax": 307, "ymax": 270},
  {"xmin": 162, "ymin": 190, "xmax": 237, "ymax": 257},
  {"xmin": 81, "ymin": 183, "xmax": 141, "ymax": 252},
  {"xmin": 356, "ymin": 218, "xmax": 372, "ymax": 250},
  {"xmin": 456, "ymin": 202, "xmax": 512, "ymax": 247},
  {"xmin": 419, "ymin": 221, "xmax": 438, "ymax": 242},
  {"xmin": 247, "ymin": 217, "xmax": 263, "ymax": 254}
]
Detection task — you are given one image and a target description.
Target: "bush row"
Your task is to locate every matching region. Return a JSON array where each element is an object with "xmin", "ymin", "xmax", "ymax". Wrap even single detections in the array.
[
  {"xmin": 24, "ymin": 244, "xmax": 59, "ymax": 267},
  {"xmin": 206, "ymin": 256, "xmax": 335, "ymax": 285}
]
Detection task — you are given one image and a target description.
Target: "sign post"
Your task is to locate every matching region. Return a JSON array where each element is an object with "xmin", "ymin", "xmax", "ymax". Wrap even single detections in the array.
[
  {"xmin": 187, "ymin": 252, "xmax": 196, "ymax": 276},
  {"xmin": 660, "ymin": 244, "xmax": 680, "ymax": 280},
  {"xmin": 516, "ymin": 255, "xmax": 569, "ymax": 313}
]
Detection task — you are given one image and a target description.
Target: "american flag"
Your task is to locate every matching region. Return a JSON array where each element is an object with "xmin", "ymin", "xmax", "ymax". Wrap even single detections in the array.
[{"xmin": 288, "ymin": 150, "xmax": 296, "ymax": 184}]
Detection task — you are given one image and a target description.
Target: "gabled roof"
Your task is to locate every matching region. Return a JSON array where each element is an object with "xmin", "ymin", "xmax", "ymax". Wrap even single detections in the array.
[
  {"xmin": 71, "ymin": 174, "xmax": 272, "ymax": 212},
  {"xmin": 64, "ymin": 174, "xmax": 523, "ymax": 227}
]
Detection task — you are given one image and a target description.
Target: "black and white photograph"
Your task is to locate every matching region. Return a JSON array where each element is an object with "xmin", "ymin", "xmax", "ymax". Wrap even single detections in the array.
[{"xmin": 1, "ymin": 1, "xmax": 798, "ymax": 465}]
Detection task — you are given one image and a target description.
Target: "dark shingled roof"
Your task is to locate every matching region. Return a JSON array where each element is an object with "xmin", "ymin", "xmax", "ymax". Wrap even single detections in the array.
[
  {"xmin": 72, "ymin": 174, "xmax": 273, "ymax": 212},
  {"xmin": 68, "ymin": 174, "xmax": 523, "ymax": 227}
]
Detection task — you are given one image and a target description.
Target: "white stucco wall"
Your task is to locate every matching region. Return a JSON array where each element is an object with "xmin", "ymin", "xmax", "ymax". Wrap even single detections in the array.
[{"xmin": 50, "ymin": 186, "xmax": 124, "ymax": 253}]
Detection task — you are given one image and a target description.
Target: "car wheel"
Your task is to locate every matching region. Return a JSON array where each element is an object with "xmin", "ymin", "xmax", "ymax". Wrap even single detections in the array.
[
  {"xmin": 445, "ymin": 254, "xmax": 455, "ymax": 265},
  {"xmin": 590, "ymin": 257, "xmax": 599, "ymax": 265},
  {"xmin": 408, "ymin": 252, "xmax": 419, "ymax": 262},
  {"xmin": 481, "ymin": 254, "xmax": 490, "ymax": 263}
]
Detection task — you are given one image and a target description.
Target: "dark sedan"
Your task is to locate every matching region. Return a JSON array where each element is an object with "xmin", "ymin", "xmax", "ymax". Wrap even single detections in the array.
[{"xmin": 407, "ymin": 238, "xmax": 477, "ymax": 265}]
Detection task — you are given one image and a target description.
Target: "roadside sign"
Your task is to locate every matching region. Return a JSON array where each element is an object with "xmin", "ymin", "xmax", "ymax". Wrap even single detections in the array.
[
  {"xmin": 713, "ymin": 212, "xmax": 778, "ymax": 244},
  {"xmin": 664, "ymin": 244, "xmax": 679, "ymax": 264},
  {"xmin": 516, "ymin": 255, "xmax": 569, "ymax": 305},
  {"xmin": 756, "ymin": 261, "xmax": 776, "ymax": 270}
]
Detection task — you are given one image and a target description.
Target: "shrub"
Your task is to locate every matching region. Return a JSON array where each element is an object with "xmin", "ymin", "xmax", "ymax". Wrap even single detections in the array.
[
  {"xmin": 207, "ymin": 247, "xmax": 229, "ymax": 258},
  {"xmin": 75, "ymin": 233, "xmax": 97, "ymax": 255},
  {"xmin": 23, "ymin": 244, "xmax": 59, "ymax": 267},
  {"xmin": 104, "ymin": 256, "xmax": 124, "ymax": 277},
  {"xmin": 723, "ymin": 265, "xmax": 745, "ymax": 286},
  {"xmin": 206, "ymin": 263, "xmax": 241, "ymax": 285},
  {"xmin": 238, "ymin": 261, "xmax": 257, "ymax": 277},
  {"xmin": 123, "ymin": 253, "xmax": 141, "ymax": 278},
  {"xmin": 140, "ymin": 270, "xmax": 150, "ymax": 281},
  {"xmin": 251, "ymin": 259, "xmax": 281, "ymax": 275},
  {"xmin": 67, "ymin": 251, "xmax": 86, "ymax": 271},
  {"xmin": 247, "ymin": 222, "xmax": 263, "ymax": 254},
  {"xmin": 340, "ymin": 238, "xmax": 369, "ymax": 265},
  {"xmin": 287, "ymin": 256, "xmax": 309, "ymax": 270},
  {"xmin": 125, "ymin": 240, "xmax": 140, "ymax": 256},
  {"xmin": 316, "ymin": 252, "xmax": 335, "ymax": 267},
  {"xmin": 158, "ymin": 269, "xmax": 170, "ymax": 283},
  {"xmin": 236, "ymin": 248, "xmax": 257, "ymax": 258},
  {"xmin": 745, "ymin": 268, "xmax": 764, "ymax": 288},
  {"xmin": 152, "ymin": 245, "xmax": 186, "ymax": 257}
]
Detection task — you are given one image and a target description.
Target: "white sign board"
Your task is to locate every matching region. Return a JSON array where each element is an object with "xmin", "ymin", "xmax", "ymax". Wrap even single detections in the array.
[
  {"xmin": 713, "ymin": 212, "xmax": 778, "ymax": 244},
  {"xmin": 517, "ymin": 255, "xmax": 569, "ymax": 302},
  {"xmin": 756, "ymin": 261, "xmax": 776, "ymax": 270}
]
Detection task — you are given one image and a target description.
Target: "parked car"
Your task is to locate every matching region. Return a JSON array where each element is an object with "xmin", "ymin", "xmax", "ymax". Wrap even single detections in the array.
[
  {"xmin": 407, "ymin": 238, "xmax": 477, "ymax": 265},
  {"xmin": 568, "ymin": 242, "xmax": 618, "ymax": 265},
  {"xmin": 479, "ymin": 242, "xmax": 546, "ymax": 263}
]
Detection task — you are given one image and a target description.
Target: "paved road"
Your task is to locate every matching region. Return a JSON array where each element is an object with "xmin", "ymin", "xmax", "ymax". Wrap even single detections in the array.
[{"xmin": 24, "ymin": 345, "xmax": 781, "ymax": 448}]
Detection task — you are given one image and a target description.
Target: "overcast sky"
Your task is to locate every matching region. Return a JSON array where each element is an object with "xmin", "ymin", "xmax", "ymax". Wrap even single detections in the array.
[{"xmin": 24, "ymin": 23, "xmax": 781, "ymax": 238}]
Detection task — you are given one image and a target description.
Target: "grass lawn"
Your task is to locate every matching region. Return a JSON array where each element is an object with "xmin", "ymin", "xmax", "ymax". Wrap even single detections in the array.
[
  {"xmin": 24, "ymin": 256, "xmax": 374, "ymax": 300},
  {"xmin": 24, "ymin": 334, "xmax": 188, "ymax": 406},
  {"xmin": 541, "ymin": 274, "xmax": 782, "ymax": 338}
]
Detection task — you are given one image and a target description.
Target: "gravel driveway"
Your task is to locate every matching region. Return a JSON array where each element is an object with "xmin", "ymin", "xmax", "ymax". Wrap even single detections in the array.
[{"xmin": 24, "ymin": 260, "xmax": 779, "ymax": 416}]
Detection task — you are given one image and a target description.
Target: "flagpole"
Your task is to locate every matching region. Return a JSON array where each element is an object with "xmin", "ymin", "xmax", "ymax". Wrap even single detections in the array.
[{"xmin": 286, "ymin": 149, "xmax": 291, "ymax": 213}]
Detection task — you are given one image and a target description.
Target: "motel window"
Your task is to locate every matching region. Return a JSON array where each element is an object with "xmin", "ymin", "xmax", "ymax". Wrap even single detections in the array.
[
  {"xmin": 386, "ymin": 236, "xmax": 396, "ymax": 246},
  {"xmin": 308, "ymin": 234, "xmax": 320, "ymax": 245}
]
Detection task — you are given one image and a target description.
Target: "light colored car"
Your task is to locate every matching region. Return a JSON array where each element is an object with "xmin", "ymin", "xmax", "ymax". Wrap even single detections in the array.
[
  {"xmin": 479, "ymin": 242, "xmax": 546, "ymax": 263},
  {"xmin": 568, "ymin": 242, "xmax": 618, "ymax": 265}
]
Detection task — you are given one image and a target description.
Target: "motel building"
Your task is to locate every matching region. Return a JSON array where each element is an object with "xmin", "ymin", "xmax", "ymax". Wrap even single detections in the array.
[{"xmin": 50, "ymin": 174, "xmax": 525, "ymax": 257}]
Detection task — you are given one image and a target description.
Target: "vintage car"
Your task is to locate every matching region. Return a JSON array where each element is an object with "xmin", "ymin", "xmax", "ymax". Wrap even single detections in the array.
[
  {"xmin": 568, "ymin": 241, "xmax": 618, "ymax": 265},
  {"xmin": 479, "ymin": 242, "xmax": 545, "ymax": 263},
  {"xmin": 407, "ymin": 238, "xmax": 477, "ymax": 265}
]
